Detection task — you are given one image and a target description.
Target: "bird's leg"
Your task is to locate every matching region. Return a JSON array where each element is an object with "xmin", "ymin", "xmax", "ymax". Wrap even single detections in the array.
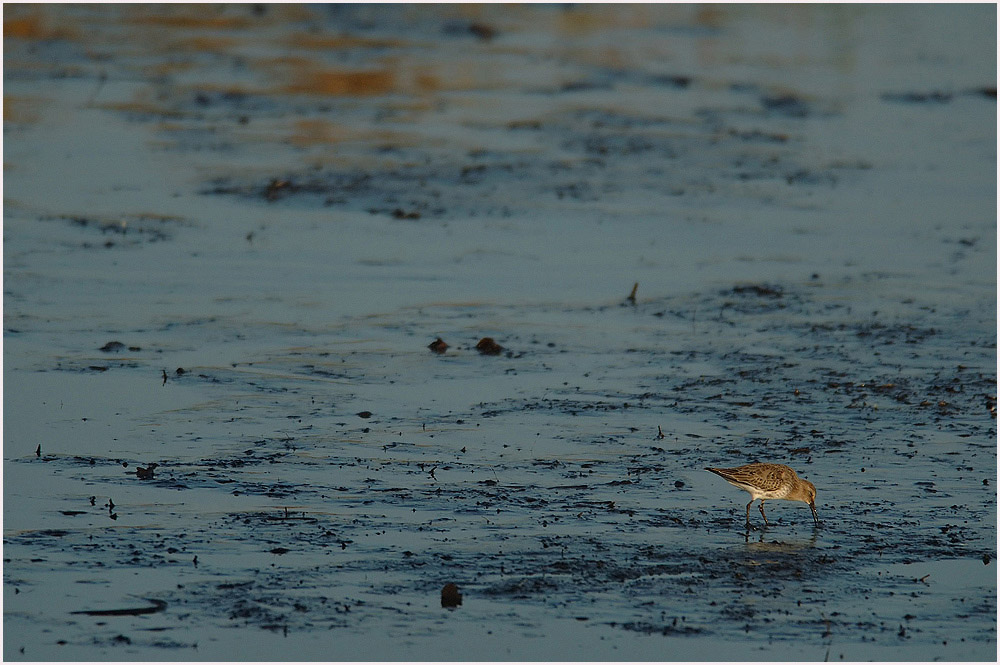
[
  {"xmin": 745, "ymin": 500, "xmax": 755, "ymax": 530},
  {"xmin": 758, "ymin": 501, "xmax": 770, "ymax": 526},
  {"xmin": 810, "ymin": 502, "xmax": 820, "ymax": 526}
]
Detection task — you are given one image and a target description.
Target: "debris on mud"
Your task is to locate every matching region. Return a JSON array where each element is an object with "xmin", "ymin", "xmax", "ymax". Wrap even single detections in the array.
[
  {"xmin": 135, "ymin": 463, "xmax": 158, "ymax": 480},
  {"xmin": 441, "ymin": 583, "xmax": 462, "ymax": 608},
  {"xmin": 71, "ymin": 599, "xmax": 167, "ymax": 617},
  {"xmin": 475, "ymin": 337, "xmax": 504, "ymax": 356}
]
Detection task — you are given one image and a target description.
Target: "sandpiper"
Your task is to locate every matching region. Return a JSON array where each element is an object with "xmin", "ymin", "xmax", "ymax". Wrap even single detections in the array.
[{"xmin": 705, "ymin": 463, "xmax": 819, "ymax": 529}]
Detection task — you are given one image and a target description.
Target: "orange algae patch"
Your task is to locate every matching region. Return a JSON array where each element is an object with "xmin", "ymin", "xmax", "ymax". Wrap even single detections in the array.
[
  {"xmin": 283, "ymin": 69, "xmax": 395, "ymax": 97},
  {"xmin": 4, "ymin": 12, "xmax": 78, "ymax": 41},
  {"xmin": 4, "ymin": 15, "xmax": 45, "ymax": 39},
  {"xmin": 3, "ymin": 96, "xmax": 43, "ymax": 125}
]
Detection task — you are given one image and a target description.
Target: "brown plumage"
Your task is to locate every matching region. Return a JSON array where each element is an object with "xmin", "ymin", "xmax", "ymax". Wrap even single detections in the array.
[{"xmin": 705, "ymin": 463, "xmax": 819, "ymax": 529}]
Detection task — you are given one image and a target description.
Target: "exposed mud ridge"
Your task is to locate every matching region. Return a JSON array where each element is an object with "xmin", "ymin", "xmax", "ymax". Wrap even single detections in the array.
[
  {"xmin": 203, "ymin": 102, "xmax": 855, "ymax": 221},
  {"xmin": 6, "ymin": 277, "xmax": 995, "ymax": 658}
]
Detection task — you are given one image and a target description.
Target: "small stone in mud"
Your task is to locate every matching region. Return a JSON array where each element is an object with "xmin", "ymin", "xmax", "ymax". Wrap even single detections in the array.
[
  {"xmin": 468, "ymin": 23, "xmax": 497, "ymax": 41},
  {"xmin": 428, "ymin": 338, "xmax": 449, "ymax": 354},
  {"xmin": 270, "ymin": 547, "xmax": 290, "ymax": 555},
  {"xmin": 264, "ymin": 179, "xmax": 292, "ymax": 201},
  {"xmin": 392, "ymin": 208, "xmax": 421, "ymax": 220},
  {"xmin": 475, "ymin": 337, "xmax": 503, "ymax": 356},
  {"xmin": 175, "ymin": 367, "xmax": 186, "ymax": 375},
  {"xmin": 732, "ymin": 284, "xmax": 783, "ymax": 298},
  {"xmin": 99, "ymin": 341, "xmax": 127, "ymax": 352},
  {"xmin": 357, "ymin": 411, "xmax": 372, "ymax": 419},
  {"xmin": 441, "ymin": 582, "xmax": 462, "ymax": 608},
  {"xmin": 760, "ymin": 94, "xmax": 812, "ymax": 117}
]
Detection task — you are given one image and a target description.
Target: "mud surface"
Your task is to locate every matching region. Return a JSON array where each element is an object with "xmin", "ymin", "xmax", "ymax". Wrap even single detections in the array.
[{"xmin": 3, "ymin": 4, "xmax": 996, "ymax": 661}]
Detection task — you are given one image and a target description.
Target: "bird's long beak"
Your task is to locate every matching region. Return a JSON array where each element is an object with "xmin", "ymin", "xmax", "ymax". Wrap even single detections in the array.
[{"xmin": 810, "ymin": 502, "xmax": 820, "ymax": 526}]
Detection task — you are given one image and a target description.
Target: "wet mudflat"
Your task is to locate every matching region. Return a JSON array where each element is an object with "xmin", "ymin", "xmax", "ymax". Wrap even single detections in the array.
[{"xmin": 3, "ymin": 4, "xmax": 996, "ymax": 661}]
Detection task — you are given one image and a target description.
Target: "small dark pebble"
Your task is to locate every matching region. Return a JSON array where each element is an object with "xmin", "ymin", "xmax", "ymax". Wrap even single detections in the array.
[
  {"xmin": 265, "ymin": 179, "xmax": 292, "ymax": 201},
  {"xmin": 270, "ymin": 547, "xmax": 290, "ymax": 555},
  {"xmin": 652, "ymin": 74, "xmax": 691, "ymax": 88},
  {"xmin": 392, "ymin": 208, "xmax": 421, "ymax": 220},
  {"xmin": 732, "ymin": 284, "xmax": 782, "ymax": 298},
  {"xmin": 441, "ymin": 582, "xmax": 462, "ymax": 608},
  {"xmin": 882, "ymin": 91, "xmax": 952, "ymax": 104},
  {"xmin": 468, "ymin": 23, "xmax": 496, "ymax": 40},
  {"xmin": 760, "ymin": 94, "xmax": 811, "ymax": 117},
  {"xmin": 674, "ymin": 481, "xmax": 684, "ymax": 488},
  {"xmin": 475, "ymin": 337, "xmax": 503, "ymax": 355},
  {"xmin": 175, "ymin": 367, "xmax": 186, "ymax": 375},
  {"xmin": 357, "ymin": 411, "xmax": 372, "ymax": 419},
  {"xmin": 99, "ymin": 341, "xmax": 127, "ymax": 352}
]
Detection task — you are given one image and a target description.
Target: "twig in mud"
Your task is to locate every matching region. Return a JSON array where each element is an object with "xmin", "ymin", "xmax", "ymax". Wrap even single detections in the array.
[
  {"xmin": 83, "ymin": 71, "xmax": 107, "ymax": 108},
  {"xmin": 627, "ymin": 282, "xmax": 638, "ymax": 304}
]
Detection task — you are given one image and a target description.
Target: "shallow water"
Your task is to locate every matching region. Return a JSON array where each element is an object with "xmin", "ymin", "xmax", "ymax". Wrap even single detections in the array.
[{"xmin": 3, "ymin": 4, "xmax": 996, "ymax": 661}]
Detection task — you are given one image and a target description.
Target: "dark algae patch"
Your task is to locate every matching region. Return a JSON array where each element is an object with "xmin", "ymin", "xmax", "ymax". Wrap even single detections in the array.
[{"xmin": 4, "ymin": 3, "xmax": 995, "ymax": 661}]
